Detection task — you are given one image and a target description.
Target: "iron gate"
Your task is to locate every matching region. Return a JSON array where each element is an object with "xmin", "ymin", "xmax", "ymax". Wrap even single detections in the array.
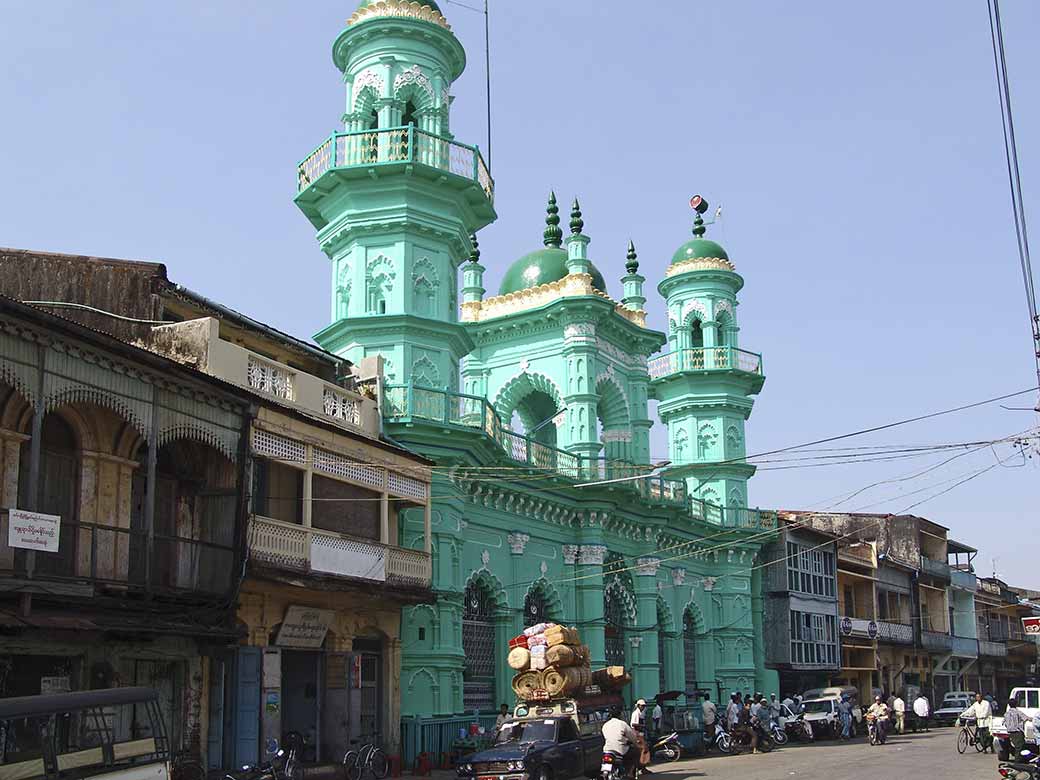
[
  {"xmin": 683, "ymin": 613, "xmax": 698, "ymax": 694},
  {"xmin": 463, "ymin": 582, "xmax": 496, "ymax": 711},
  {"xmin": 524, "ymin": 589, "xmax": 549, "ymax": 627},
  {"xmin": 604, "ymin": 590, "xmax": 626, "ymax": 667}
]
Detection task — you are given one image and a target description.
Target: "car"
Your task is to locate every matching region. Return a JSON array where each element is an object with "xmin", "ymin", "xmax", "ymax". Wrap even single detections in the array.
[
  {"xmin": 799, "ymin": 687, "xmax": 864, "ymax": 738},
  {"xmin": 934, "ymin": 691, "xmax": 977, "ymax": 726},
  {"xmin": 990, "ymin": 687, "xmax": 1040, "ymax": 761},
  {"xmin": 457, "ymin": 699, "xmax": 605, "ymax": 780}
]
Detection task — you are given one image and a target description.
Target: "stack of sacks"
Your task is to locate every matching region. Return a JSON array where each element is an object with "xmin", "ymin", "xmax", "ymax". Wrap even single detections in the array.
[{"xmin": 509, "ymin": 622, "xmax": 600, "ymax": 700}]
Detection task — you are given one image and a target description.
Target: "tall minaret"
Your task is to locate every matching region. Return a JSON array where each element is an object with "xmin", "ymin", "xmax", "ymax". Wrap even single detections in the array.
[
  {"xmin": 296, "ymin": 0, "xmax": 497, "ymax": 388},
  {"xmin": 649, "ymin": 197, "xmax": 764, "ymax": 509}
]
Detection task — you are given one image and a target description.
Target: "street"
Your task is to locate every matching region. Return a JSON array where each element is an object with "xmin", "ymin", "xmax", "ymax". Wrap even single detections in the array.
[{"xmin": 657, "ymin": 729, "xmax": 997, "ymax": 780}]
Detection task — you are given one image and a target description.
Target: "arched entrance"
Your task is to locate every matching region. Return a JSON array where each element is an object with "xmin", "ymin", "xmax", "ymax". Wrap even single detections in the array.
[{"xmin": 463, "ymin": 579, "xmax": 497, "ymax": 710}]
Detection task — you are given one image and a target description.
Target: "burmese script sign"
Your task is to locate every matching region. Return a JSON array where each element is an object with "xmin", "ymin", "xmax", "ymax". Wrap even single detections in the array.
[
  {"xmin": 8, "ymin": 509, "xmax": 60, "ymax": 553},
  {"xmin": 275, "ymin": 606, "xmax": 334, "ymax": 648},
  {"xmin": 1023, "ymin": 617, "xmax": 1040, "ymax": 636}
]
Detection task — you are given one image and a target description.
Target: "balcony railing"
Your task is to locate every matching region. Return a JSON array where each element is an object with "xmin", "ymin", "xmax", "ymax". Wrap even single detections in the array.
[
  {"xmin": 952, "ymin": 635, "xmax": 979, "ymax": 657},
  {"xmin": 250, "ymin": 515, "xmax": 430, "ymax": 587},
  {"xmin": 950, "ymin": 568, "xmax": 977, "ymax": 592},
  {"xmin": 919, "ymin": 555, "xmax": 951, "ymax": 580},
  {"xmin": 296, "ymin": 126, "xmax": 494, "ymax": 203},
  {"xmin": 921, "ymin": 630, "xmax": 953, "ymax": 652},
  {"xmin": 647, "ymin": 347, "xmax": 763, "ymax": 379},
  {"xmin": 382, "ymin": 383, "xmax": 777, "ymax": 530},
  {"xmin": 978, "ymin": 639, "xmax": 1008, "ymax": 657},
  {"xmin": 876, "ymin": 621, "xmax": 914, "ymax": 644}
]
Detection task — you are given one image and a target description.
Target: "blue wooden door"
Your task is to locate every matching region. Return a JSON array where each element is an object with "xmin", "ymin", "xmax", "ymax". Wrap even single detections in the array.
[{"xmin": 233, "ymin": 648, "xmax": 262, "ymax": 769}]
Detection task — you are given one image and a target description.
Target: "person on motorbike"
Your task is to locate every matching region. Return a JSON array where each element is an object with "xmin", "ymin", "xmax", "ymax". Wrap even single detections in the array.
[
  {"xmin": 867, "ymin": 696, "xmax": 890, "ymax": 742},
  {"xmin": 736, "ymin": 699, "xmax": 761, "ymax": 754},
  {"xmin": 603, "ymin": 706, "xmax": 641, "ymax": 780},
  {"xmin": 837, "ymin": 695, "xmax": 853, "ymax": 740}
]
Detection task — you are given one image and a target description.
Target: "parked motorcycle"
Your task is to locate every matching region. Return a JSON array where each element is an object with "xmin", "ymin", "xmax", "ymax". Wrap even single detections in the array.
[
  {"xmin": 728, "ymin": 719, "xmax": 773, "ymax": 754},
  {"xmin": 783, "ymin": 713, "xmax": 814, "ymax": 743},
  {"xmin": 713, "ymin": 722, "xmax": 732, "ymax": 754},
  {"xmin": 998, "ymin": 748, "xmax": 1040, "ymax": 780},
  {"xmin": 767, "ymin": 720, "xmax": 789, "ymax": 746},
  {"xmin": 650, "ymin": 732, "xmax": 682, "ymax": 762}
]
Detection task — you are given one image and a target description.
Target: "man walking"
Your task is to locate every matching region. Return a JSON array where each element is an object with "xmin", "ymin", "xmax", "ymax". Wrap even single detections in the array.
[
  {"xmin": 701, "ymin": 693, "xmax": 717, "ymax": 747},
  {"xmin": 913, "ymin": 693, "xmax": 931, "ymax": 732},
  {"xmin": 1004, "ymin": 697, "xmax": 1027, "ymax": 756},
  {"xmin": 892, "ymin": 693, "xmax": 905, "ymax": 734}
]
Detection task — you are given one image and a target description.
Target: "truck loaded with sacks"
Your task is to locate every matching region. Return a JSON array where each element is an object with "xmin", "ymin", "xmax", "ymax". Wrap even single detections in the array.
[{"xmin": 456, "ymin": 623, "xmax": 633, "ymax": 780}]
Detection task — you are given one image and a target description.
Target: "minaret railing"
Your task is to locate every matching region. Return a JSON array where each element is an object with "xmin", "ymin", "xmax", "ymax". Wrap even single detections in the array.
[{"xmin": 647, "ymin": 346, "xmax": 763, "ymax": 379}]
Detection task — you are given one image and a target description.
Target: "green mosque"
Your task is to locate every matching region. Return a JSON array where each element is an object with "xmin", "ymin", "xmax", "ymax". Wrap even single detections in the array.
[{"xmin": 296, "ymin": 0, "xmax": 777, "ymax": 717}]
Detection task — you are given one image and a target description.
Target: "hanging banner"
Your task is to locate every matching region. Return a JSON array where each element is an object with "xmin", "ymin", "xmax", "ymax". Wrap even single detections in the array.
[
  {"xmin": 274, "ymin": 606, "xmax": 334, "ymax": 648},
  {"xmin": 1023, "ymin": 617, "xmax": 1040, "ymax": 636},
  {"xmin": 7, "ymin": 509, "xmax": 60, "ymax": 553}
]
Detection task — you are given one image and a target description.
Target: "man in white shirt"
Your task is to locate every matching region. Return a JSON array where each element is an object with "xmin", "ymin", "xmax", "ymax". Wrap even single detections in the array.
[
  {"xmin": 701, "ymin": 694, "xmax": 718, "ymax": 745},
  {"xmin": 726, "ymin": 693, "xmax": 742, "ymax": 728},
  {"xmin": 961, "ymin": 693, "xmax": 993, "ymax": 753},
  {"xmin": 651, "ymin": 702, "xmax": 663, "ymax": 735},
  {"xmin": 603, "ymin": 707, "xmax": 641, "ymax": 779},
  {"xmin": 892, "ymin": 694, "xmax": 906, "ymax": 734},
  {"xmin": 913, "ymin": 695, "xmax": 931, "ymax": 732},
  {"xmin": 631, "ymin": 699, "xmax": 647, "ymax": 731}
]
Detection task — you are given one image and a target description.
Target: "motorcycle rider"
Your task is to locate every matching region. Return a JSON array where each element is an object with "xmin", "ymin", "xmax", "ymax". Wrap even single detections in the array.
[
  {"xmin": 867, "ymin": 695, "xmax": 890, "ymax": 742},
  {"xmin": 961, "ymin": 692, "xmax": 992, "ymax": 753},
  {"xmin": 602, "ymin": 705, "xmax": 641, "ymax": 780},
  {"xmin": 735, "ymin": 699, "xmax": 761, "ymax": 754}
]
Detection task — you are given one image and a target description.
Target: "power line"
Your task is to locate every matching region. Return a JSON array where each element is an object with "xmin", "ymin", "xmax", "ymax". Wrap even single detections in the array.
[{"xmin": 987, "ymin": 0, "xmax": 1040, "ymax": 407}]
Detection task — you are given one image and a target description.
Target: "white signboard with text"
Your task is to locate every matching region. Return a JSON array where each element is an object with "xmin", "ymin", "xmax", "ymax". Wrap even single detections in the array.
[
  {"xmin": 274, "ymin": 606, "xmax": 334, "ymax": 648},
  {"xmin": 7, "ymin": 509, "xmax": 61, "ymax": 553}
]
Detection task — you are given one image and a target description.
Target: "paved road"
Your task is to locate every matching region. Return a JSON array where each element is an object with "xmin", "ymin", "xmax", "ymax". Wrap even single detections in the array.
[{"xmin": 653, "ymin": 728, "xmax": 999, "ymax": 780}]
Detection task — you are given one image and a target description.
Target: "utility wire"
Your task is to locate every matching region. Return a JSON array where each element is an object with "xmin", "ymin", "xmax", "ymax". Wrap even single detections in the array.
[{"xmin": 987, "ymin": 0, "xmax": 1040, "ymax": 407}]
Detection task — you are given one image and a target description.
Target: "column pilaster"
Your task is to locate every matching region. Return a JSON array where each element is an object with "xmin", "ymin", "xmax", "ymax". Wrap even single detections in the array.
[{"xmin": 632, "ymin": 557, "xmax": 661, "ymax": 701}]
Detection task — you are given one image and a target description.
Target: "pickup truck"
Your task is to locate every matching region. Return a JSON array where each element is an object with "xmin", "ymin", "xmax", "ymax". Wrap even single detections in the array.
[
  {"xmin": 457, "ymin": 700, "xmax": 606, "ymax": 780},
  {"xmin": 991, "ymin": 687, "xmax": 1039, "ymax": 761}
]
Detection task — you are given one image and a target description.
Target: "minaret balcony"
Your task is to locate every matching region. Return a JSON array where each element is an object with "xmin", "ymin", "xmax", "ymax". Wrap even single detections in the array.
[
  {"xmin": 647, "ymin": 346, "xmax": 764, "ymax": 380},
  {"xmin": 296, "ymin": 125, "xmax": 494, "ymax": 202}
]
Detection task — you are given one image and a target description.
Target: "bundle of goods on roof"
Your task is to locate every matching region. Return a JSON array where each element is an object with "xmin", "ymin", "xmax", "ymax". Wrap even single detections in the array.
[{"xmin": 507, "ymin": 622, "xmax": 630, "ymax": 701}]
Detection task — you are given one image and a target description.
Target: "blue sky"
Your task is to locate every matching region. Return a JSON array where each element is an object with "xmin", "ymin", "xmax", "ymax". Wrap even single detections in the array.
[{"xmin": 1, "ymin": 1, "xmax": 1037, "ymax": 583}]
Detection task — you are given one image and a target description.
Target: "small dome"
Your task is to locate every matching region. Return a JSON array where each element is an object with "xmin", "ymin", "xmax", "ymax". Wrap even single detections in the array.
[
  {"xmin": 671, "ymin": 238, "xmax": 730, "ymax": 265},
  {"xmin": 498, "ymin": 248, "xmax": 607, "ymax": 296}
]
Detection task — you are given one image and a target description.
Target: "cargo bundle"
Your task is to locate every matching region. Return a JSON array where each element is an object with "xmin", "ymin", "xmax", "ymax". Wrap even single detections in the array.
[{"xmin": 507, "ymin": 622, "xmax": 630, "ymax": 701}]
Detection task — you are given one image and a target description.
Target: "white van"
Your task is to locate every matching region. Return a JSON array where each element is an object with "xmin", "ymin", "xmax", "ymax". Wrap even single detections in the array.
[{"xmin": 799, "ymin": 686, "xmax": 863, "ymax": 738}]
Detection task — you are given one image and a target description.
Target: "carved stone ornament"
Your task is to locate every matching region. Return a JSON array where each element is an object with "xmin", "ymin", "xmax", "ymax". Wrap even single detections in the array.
[
  {"xmin": 629, "ymin": 636, "xmax": 642, "ymax": 649},
  {"xmin": 578, "ymin": 544, "xmax": 607, "ymax": 566},
  {"xmin": 715, "ymin": 299, "xmax": 734, "ymax": 318},
  {"xmin": 564, "ymin": 323, "xmax": 595, "ymax": 339},
  {"xmin": 352, "ymin": 69, "xmax": 385, "ymax": 103},
  {"xmin": 562, "ymin": 544, "xmax": 579, "ymax": 564},
  {"xmin": 681, "ymin": 298, "xmax": 709, "ymax": 323},
  {"xmin": 540, "ymin": 560, "xmax": 548, "ymax": 576},
  {"xmin": 507, "ymin": 532, "xmax": 530, "ymax": 555},
  {"xmin": 635, "ymin": 557, "xmax": 661, "ymax": 577},
  {"xmin": 672, "ymin": 568, "xmax": 687, "ymax": 587},
  {"xmin": 393, "ymin": 64, "xmax": 434, "ymax": 101},
  {"xmin": 702, "ymin": 577, "xmax": 717, "ymax": 592},
  {"xmin": 481, "ymin": 549, "xmax": 490, "ymax": 567}
]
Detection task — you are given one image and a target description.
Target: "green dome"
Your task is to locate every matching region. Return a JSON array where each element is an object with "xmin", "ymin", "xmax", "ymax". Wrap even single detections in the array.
[
  {"xmin": 671, "ymin": 238, "xmax": 730, "ymax": 265},
  {"xmin": 498, "ymin": 248, "xmax": 607, "ymax": 296}
]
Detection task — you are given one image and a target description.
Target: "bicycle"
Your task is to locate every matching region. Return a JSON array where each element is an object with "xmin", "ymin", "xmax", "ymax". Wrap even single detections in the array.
[
  {"xmin": 957, "ymin": 717, "xmax": 985, "ymax": 754},
  {"xmin": 342, "ymin": 739, "xmax": 389, "ymax": 780}
]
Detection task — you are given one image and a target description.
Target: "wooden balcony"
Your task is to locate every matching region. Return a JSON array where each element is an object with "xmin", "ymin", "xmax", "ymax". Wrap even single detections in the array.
[{"xmin": 249, "ymin": 515, "xmax": 431, "ymax": 588}]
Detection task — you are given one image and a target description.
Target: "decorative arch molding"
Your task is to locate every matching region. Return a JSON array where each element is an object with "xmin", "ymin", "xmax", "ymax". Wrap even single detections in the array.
[
  {"xmin": 45, "ymin": 386, "xmax": 148, "ymax": 438},
  {"xmin": 604, "ymin": 576, "xmax": 637, "ymax": 625},
  {"xmin": 524, "ymin": 577, "xmax": 564, "ymax": 621},
  {"xmin": 656, "ymin": 595, "xmax": 675, "ymax": 633},
  {"xmin": 714, "ymin": 299, "xmax": 734, "ymax": 319},
  {"xmin": 406, "ymin": 667, "xmax": 437, "ymax": 693},
  {"xmin": 393, "ymin": 64, "xmax": 435, "ymax": 108},
  {"xmin": 412, "ymin": 256, "xmax": 439, "ymax": 285},
  {"xmin": 594, "ymin": 372, "xmax": 630, "ymax": 429},
  {"xmin": 681, "ymin": 298, "xmax": 709, "ymax": 326},
  {"xmin": 352, "ymin": 69, "xmax": 385, "ymax": 112},
  {"xmin": 682, "ymin": 600, "xmax": 707, "ymax": 635},
  {"xmin": 463, "ymin": 567, "xmax": 508, "ymax": 612},
  {"xmin": 727, "ymin": 488, "xmax": 746, "ymax": 509},
  {"xmin": 157, "ymin": 425, "xmax": 238, "ymax": 463},
  {"xmin": 410, "ymin": 355, "xmax": 440, "ymax": 388},
  {"xmin": 491, "ymin": 370, "xmax": 564, "ymax": 425}
]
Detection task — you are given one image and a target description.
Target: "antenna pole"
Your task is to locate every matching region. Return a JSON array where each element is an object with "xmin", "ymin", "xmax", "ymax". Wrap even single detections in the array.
[{"xmin": 484, "ymin": 0, "xmax": 492, "ymax": 168}]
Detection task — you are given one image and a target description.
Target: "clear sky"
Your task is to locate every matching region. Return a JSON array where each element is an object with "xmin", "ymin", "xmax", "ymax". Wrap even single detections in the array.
[{"xmin": 1, "ymin": 1, "xmax": 1037, "ymax": 583}]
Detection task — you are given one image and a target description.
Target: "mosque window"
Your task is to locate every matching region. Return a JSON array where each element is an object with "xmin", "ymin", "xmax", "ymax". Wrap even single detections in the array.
[{"xmin": 690, "ymin": 319, "xmax": 704, "ymax": 349}]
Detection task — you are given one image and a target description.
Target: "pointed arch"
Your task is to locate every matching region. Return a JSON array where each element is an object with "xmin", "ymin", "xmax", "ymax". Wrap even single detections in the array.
[
  {"xmin": 392, "ymin": 65, "xmax": 436, "ymax": 110},
  {"xmin": 656, "ymin": 595, "xmax": 675, "ymax": 633},
  {"xmin": 463, "ymin": 567, "xmax": 507, "ymax": 612},
  {"xmin": 523, "ymin": 577, "xmax": 563, "ymax": 626},
  {"xmin": 491, "ymin": 371, "xmax": 564, "ymax": 429},
  {"xmin": 683, "ymin": 601, "xmax": 706, "ymax": 635},
  {"xmin": 594, "ymin": 372, "xmax": 630, "ymax": 428},
  {"xmin": 410, "ymin": 355, "xmax": 440, "ymax": 388},
  {"xmin": 604, "ymin": 575, "xmax": 637, "ymax": 625}
]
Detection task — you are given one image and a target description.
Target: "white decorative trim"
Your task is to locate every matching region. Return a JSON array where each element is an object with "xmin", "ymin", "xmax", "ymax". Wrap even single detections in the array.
[
  {"xmin": 629, "ymin": 636, "xmax": 642, "ymax": 649},
  {"xmin": 672, "ymin": 568, "xmax": 687, "ymax": 587},
  {"xmin": 564, "ymin": 323, "xmax": 595, "ymax": 339},
  {"xmin": 393, "ymin": 64, "xmax": 435, "ymax": 102},
  {"xmin": 596, "ymin": 339, "xmax": 647, "ymax": 370},
  {"xmin": 715, "ymin": 299, "xmax": 734, "ymax": 318},
  {"xmin": 347, "ymin": 0, "xmax": 452, "ymax": 30},
  {"xmin": 681, "ymin": 298, "xmax": 709, "ymax": 324},
  {"xmin": 578, "ymin": 544, "xmax": 607, "ymax": 566},
  {"xmin": 635, "ymin": 557, "xmax": 661, "ymax": 577},
  {"xmin": 507, "ymin": 532, "xmax": 530, "ymax": 555},
  {"xmin": 666, "ymin": 257, "xmax": 735, "ymax": 276},
  {"xmin": 602, "ymin": 429, "xmax": 633, "ymax": 443},
  {"xmin": 702, "ymin": 576, "xmax": 717, "ymax": 592},
  {"xmin": 352, "ymin": 69, "xmax": 385, "ymax": 103},
  {"xmin": 562, "ymin": 544, "xmax": 579, "ymax": 565},
  {"xmin": 540, "ymin": 560, "xmax": 548, "ymax": 576},
  {"xmin": 480, "ymin": 549, "xmax": 490, "ymax": 567}
]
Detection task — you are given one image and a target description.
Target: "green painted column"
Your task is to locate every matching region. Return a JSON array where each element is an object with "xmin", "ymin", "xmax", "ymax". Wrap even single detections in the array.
[
  {"xmin": 632, "ymin": 558, "xmax": 661, "ymax": 700},
  {"xmin": 575, "ymin": 544, "xmax": 607, "ymax": 668},
  {"xmin": 751, "ymin": 564, "xmax": 779, "ymax": 696}
]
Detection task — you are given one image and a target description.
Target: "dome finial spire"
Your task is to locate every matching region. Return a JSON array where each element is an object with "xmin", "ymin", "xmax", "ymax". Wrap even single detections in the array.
[
  {"xmin": 570, "ymin": 198, "xmax": 584, "ymax": 235},
  {"xmin": 690, "ymin": 194, "xmax": 710, "ymax": 238},
  {"xmin": 468, "ymin": 232, "xmax": 480, "ymax": 263},
  {"xmin": 543, "ymin": 191, "xmax": 562, "ymax": 248},
  {"xmin": 625, "ymin": 240, "xmax": 639, "ymax": 274}
]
